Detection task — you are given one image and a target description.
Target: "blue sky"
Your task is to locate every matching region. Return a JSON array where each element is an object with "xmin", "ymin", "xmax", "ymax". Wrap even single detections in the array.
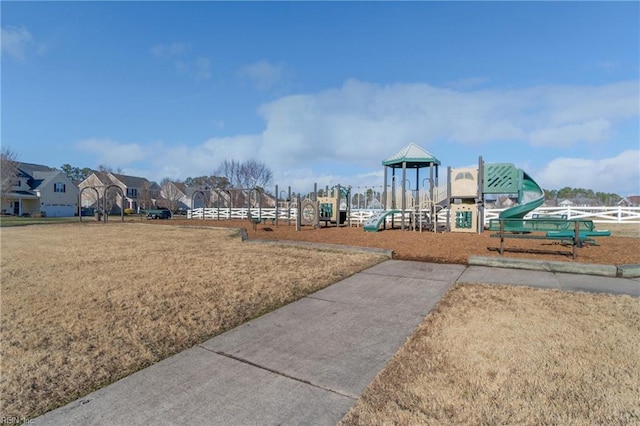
[{"xmin": 2, "ymin": 1, "xmax": 639, "ymax": 195}]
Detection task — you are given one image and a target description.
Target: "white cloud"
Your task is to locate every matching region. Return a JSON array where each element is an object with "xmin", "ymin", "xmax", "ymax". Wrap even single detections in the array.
[
  {"xmin": 534, "ymin": 81, "xmax": 638, "ymax": 126},
  {"xmin": 256, "ymin": 79, "xmax": 637, "ymax": 165},
  {"xmin": 530, "ymin": 118, "xmax": 612, "ymax": 147},
  {"xmin": 238, "ymin": 60, "xmax": 285, "ymax": 91},
  {"xmin": 76, "ymin": 79, "xmax": 638, "ymax": 195},
  {"xmin": 1, "ymin": 26, "xmax": 46, "ymax": 60},
  {"xmin": 537, "ymin": 150, "xmax": 640, "ymax": 196},
  {"xmin": 75, "ymin": 138, "xmax": 149, "ymax": 166}
]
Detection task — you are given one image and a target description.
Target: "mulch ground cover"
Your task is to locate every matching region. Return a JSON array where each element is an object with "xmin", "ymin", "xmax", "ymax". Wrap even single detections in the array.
[{"xmin": 149, "ymin": 219, "xmax": 640, "ymax": 266}]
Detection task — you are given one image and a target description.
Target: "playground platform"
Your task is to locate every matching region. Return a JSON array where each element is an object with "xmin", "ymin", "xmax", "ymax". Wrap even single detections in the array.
[{"xmin": 34, "ymin": 260, "xmax": 639, "ymax": 425}]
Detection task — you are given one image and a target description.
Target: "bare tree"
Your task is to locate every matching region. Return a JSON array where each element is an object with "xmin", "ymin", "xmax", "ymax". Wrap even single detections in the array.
[
  {"xmin": 217, "ymin": 159, "xmax": 273, "ymax": 206},
  {"xmin": 1, "ymin": 147, "xmax": 19, "ymax": 199},
  {"xmin": 217, "ymin": 159, "xmax": 273, "ymax": 190},
  {"xmin": 183, "ymin": 175, "xmax": 229, "ymax": 190},
  {"xmin": 97, "ymin": 164, "xmax": 123, "ymax": 174},
  {"xmin": 161, "ymin": 179, "xmax": 185, "ymax": 212},
  {"xmin": 138, "ymin": 182, "xmax": 155, "ymax": 211}
]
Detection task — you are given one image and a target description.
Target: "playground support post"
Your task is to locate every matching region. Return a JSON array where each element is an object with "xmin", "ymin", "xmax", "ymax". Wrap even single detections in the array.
[
  {"xmin": 337, "ymin": 184, "xmax": 341, "ymax": 227},
  {"xmin": 430, "ymin": 164, "xmax": 435, "ymax": 233},
  {"xmin": 382, "ymin": 167, "xmax": 388, "ymax": 211},
  {"xmin": 347, "ymin": 185, "xmax": 352, "ymax": 227},
  {"xmin": 288, "ymin": 186, "xmax": 292, "ymax": 226},
  {"xmin": 216, "ymin": 190, "xmax": 220, "ymax": 221},
  {"xmin": 477, "ymin": 156, "xmax": 484, "ymax": 234},
  {"xmin": 446, "ymin": 166, "xmax": 452, "ymax": 232},
  {"xmin": 401, "ymin": 162, "xmax": 407, "ymax": 231},
  {"xmin": 295, "ymin": 194, "xmax": 301, "ymax": 231},
  {"xmin": 275, "ymin": 184, "xmax": 279, "ymax": 226}
]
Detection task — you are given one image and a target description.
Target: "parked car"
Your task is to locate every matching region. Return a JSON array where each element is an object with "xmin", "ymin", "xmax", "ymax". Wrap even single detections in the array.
[{"xmin": 145, "ymin": 208, "xmax": 172, "ymax": 219}]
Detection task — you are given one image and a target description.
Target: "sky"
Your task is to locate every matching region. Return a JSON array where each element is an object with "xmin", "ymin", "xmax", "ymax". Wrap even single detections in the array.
[{"xmin": 2, "ymin": 1, "xmax": 639, "ymax": 196}]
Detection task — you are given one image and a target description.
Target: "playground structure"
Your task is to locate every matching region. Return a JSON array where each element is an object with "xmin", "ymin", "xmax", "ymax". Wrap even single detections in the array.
[
  {"xmin": 183, "ymin": 143, "xmax": 614, "ymax": 250},
  {"xmin": 364, "ymin": 143, "xmax": 442, "ymax": 232},
  {"xmin": 299, "ymin": 184, "xmax": 351, "ymax": 229},
  {"xmin": 359, "ymin": 144, "xmax": 609, "ymax": 246}
]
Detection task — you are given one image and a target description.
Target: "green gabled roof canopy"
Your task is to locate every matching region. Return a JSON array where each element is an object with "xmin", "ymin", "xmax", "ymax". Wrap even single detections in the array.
[{"xmin": 382, "ymin": 142, "xmax": 441, "ymax": 168}]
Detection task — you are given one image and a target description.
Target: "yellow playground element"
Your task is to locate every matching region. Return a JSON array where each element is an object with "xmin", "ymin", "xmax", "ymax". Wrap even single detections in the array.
[{"xmin": 449, "ymin": 167, "xmax": 480, "ymax": 233}]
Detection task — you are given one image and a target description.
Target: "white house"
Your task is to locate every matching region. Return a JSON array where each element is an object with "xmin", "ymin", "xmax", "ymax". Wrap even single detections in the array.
[
  {"xmin": 1, "ymin": 162, "xmax": 78, "ymax": 217},
  {"xmin": 559, "ymin": 199, "xmax": 576, "ymax": 207}
]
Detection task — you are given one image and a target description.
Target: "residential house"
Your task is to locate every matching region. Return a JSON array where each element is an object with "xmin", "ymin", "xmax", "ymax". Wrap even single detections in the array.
[
  {"xmin": 618, "ymin": 196, "xmax": 640, "ymax": 207},
  {"xmin": 225, "ymin": 188, "xmax": 276, "ymax": 209},
  {"xmin": 559, "ymin": 198, "xmax": 601, "ymax": 207},
  {"xmin": 558, "ymin": 199, "xmax": 575, "ymax": 207},
  {"xmin": 78, "ymin": 172, "xmax": 160, "ymax": 213},
  {"xmin": 495, "ymin": 196, "xmax": 516, "ymax": 209},
  {"xmin": 160, "ymin": 181, "xmax": 276, "ymax": 212},
  {"xmin": 160, "ymin": 181, "xmax": 208, "ymax": 212},
  {"xmin": 1, "ymin": 162, "xmax": 78, "ymax": 217}
]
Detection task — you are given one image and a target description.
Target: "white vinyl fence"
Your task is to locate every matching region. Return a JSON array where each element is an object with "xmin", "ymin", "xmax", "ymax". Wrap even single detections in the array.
[
  {"xmin": 188, "ymin": 206, "xmax": 640, "ymax": 226},
  {"xmin": 188, "ymin": 207, "xmax": 297, "ymax": 222},
  {"xmin": 484, "ymin": 206, "xmax": 640, "ymax": 224}
]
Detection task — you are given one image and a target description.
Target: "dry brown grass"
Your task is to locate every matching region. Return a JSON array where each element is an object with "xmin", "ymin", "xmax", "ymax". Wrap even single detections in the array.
[
  {"xmin": 342, "ymin": 284, "xmax": 640, "ymax": 425},
  {"xmin": 0, "ymin": 223, "xmax": 387, "ymax": 419},
  {"xmin": 605, "ymin": 222, "xmax": 640, "ymax": 238}
]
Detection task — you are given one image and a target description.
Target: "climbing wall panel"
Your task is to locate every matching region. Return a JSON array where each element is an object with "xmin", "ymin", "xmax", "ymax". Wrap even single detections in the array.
[{"xmin": 483, "ymin": 163, "xmax": 519, "ymax": 194}]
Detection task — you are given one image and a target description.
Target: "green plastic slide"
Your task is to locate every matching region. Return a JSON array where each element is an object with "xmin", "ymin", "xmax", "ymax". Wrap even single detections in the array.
[
  {"xmin": 363, "ymin": 210, "xmax": 401, "ymax": 232},
  {"xmin": 498, "ymin": 170, "xmax": 545, "ymax": 220}
]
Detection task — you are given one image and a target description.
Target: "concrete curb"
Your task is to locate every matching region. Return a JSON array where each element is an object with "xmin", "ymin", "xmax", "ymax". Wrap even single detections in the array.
[
  {"xmin": 617, "ymin": 264, "xmax": 640, "ymax": 278},
  {"xmin": 468, "ymin": 256, "xmax": 622, "ymax": 277},
  {"xmin": 146, "ymin": 223, "xmax": 394, "ymax": 258},
  {"xmin": 245, "ymin": 238, "xmax": 395, "ymax": 258}
]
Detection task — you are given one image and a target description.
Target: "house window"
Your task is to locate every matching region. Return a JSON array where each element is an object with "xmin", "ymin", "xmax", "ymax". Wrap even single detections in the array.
[
  {"xmin": 54, "ymin": 182, "xmax": 66, "ymax": 193},
  {"xmin": 127, "ymin": 188, "xmax": 138, "ymax": 197}
]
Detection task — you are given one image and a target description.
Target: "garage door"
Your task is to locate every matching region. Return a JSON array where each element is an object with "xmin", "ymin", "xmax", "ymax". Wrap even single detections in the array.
[{"xmin": 42, "ymin": 204, "xmax": 76, "ymax": 217}]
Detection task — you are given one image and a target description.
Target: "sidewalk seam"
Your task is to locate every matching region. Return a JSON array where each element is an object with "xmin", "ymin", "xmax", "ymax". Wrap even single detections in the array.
[{"xmin": 196, "ymin": 345, "xmax": 357, "ymax": 400}]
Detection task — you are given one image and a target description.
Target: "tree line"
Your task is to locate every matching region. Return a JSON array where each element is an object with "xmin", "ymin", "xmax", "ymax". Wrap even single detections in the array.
[
  {"xmin": 543, "ymin": 187, "xmax": 622, "ymax": 205},
  {"xmin": 180, "ymin": 159, "xmax": 273, "ymax": 191},
  {"xmin": 56, "ymin": 159, "xmax": 273, "ymax": 191}
]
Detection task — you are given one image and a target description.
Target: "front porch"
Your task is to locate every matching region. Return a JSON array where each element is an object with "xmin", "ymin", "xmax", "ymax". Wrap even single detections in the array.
[{"xmin": 1, "ymin": 192, "xmax": 40, "ymax": 216}]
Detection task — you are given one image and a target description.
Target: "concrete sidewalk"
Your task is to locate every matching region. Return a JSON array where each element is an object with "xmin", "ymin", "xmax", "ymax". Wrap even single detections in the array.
[
  {"xmin": 459, "ymin": 265, "xmax": 640, "ymax": 297},
  {"xmin": 34, "ymin": 260, "xmax": 639, "ymax": 425},
  {"xmin": 34, "ymin": 261, "xmax": 466, "ymax": 426}
]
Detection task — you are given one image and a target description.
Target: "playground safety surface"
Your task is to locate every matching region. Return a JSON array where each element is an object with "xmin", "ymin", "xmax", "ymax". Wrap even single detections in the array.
[{"xmin": 151, "ymin": 219, "xmax": 640, "ymax": 266}]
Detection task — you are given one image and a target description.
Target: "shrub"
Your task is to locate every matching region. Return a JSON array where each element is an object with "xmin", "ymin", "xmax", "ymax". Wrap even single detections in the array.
[{"xmin": 124, "ymin": 208, "xmax": 134, "ymax": 215}]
